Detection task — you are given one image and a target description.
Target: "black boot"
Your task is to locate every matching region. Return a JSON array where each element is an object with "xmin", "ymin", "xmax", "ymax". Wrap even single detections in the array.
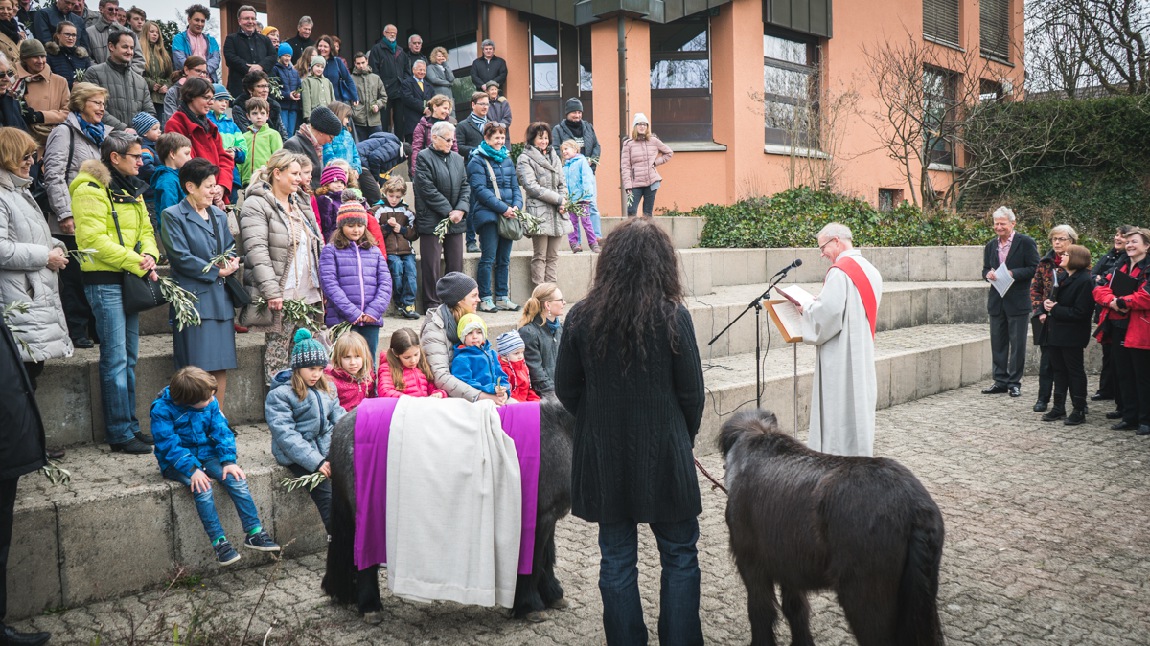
[
  {"xmin": 1064, "ymin": 409, "xmax": 1086, "ymax": 426},
  {"xmin": 1042, "ymin": 395, "xmax": 1066, "ymax": 422},
  {"xmin": 0, "ymin": 623, "xmax": 51, "ymax": 645},
  {"xmin": 1033, "ymin": 399, "xmax": 1049, "ymax": 413}
]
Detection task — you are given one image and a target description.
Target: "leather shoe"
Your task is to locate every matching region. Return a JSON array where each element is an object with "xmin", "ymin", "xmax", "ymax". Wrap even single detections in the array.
[
  {"xmin": 1106, "ymin": 410, "xmax": 1124, "ymax": 419},
  {"xmin": 1033, "ymin": 400, "xmax": 1048, "ymax": 412},
  {"xmin": 1091, "ymin": 392, "xmax": 1113, "ymax": 401},
  {"xmin": 981, "ymin": 384, "xmax": 1008, "ymax": 394},
  {"xmin": 1111, "ymin": 421, "xmax": 1138, "ymax": 431},
  {"xmin": 1008, "ymin": 386, "xmax": 1021, "ymax": 397},
  {"xmin": 1064, "ymin": 410, "xmax": 1086, "ymax": 426},
  {"xmin": 110, "ymin": 438, "xmax": 153, "ymax": 454},
  {"xmin": 71, "ymin": 336, "xmax": 94, "ymax": 349},
  {"xmin": 1, "ymin": 624, "xmax": 51, "ymax": 645},
  {"xmin": 46, "ymin": 448, "xmax": 65, "ymax": 460},
  {"xmin": 1138, "ymin": 425, "xmax": 1150, "ymax": 436},
  {"xmin": 134, "ymin": 431, "xmax": 154, "ymax": 445}
]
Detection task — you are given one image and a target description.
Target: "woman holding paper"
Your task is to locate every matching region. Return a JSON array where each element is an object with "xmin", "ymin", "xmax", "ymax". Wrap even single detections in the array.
[{"xmin": 1093, "ymin": 229, "xmax": 1150, "ymax": 433}]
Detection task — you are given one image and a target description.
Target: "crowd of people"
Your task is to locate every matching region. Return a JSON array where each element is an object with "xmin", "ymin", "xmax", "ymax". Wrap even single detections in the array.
[{"xmin": 0, "ymin": 2, "xmax": 690, "ymax": 642}]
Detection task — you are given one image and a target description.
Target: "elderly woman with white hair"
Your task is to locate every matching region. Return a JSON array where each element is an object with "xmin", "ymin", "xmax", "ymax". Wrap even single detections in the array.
[
  {"xmin": 414, "ymin": 120, "xmax": 470, "ymax": 310},
  {"xmin": 1029, "ymin": 224, "xmax": 1078, "ymax": 413},
  {"xmin": 981, "ymin": 206, "xmax": 1040, "ymax": 398}
]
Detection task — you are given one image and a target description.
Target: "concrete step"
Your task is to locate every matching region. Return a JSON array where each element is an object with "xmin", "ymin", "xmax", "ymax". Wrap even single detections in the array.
[
  {"xmin": 41, "ymin": 280, "xmax": 989, "ymax": 448},
  {"xmin": 7, "ymin": 424, "xmax": 325, "ymax": 620}
]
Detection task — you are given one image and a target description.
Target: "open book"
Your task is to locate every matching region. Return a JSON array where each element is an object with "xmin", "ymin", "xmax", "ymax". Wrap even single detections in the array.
[{"xmin": 778, "ymin": 285, "xmax": 815, "ymax": 309}]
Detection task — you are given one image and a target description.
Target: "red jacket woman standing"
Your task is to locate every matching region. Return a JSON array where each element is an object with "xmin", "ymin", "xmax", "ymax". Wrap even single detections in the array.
[{"xmin": 163, "ymin": 78, "xmax": 235, "ymax": 197}]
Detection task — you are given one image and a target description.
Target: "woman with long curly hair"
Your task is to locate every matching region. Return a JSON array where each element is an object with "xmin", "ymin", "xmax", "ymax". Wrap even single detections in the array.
[{"xmin": 554, "ymin": 217, "xmax": 705, "ymax": 645}]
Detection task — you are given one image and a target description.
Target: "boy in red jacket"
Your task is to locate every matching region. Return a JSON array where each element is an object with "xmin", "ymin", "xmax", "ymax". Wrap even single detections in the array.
[{"xmin": 496, "ymin": 330, "xmax": 540, "ymax": 402}]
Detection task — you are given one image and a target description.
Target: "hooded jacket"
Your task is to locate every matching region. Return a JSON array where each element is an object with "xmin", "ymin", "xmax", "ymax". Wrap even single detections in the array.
[
  {"xmin": 237, "ymin": 180, "xmax": 322, "ymax": 323},
  {"xmin": 620, "ymin": 135, "xmax": 673, "ymax": 190},
  {"xmin": 69, "ymin": 158, "xmax": 159, "ymax": 277},
  {"xmin": 299, "ymin": 73, "xmax": 334, "ymax": 120},
  {"xmin": 357, "ymin": 131, "xmax": 404, "ymax": 180},
  {"xmin": 150, "ymin": 164, "xmax": 184, "ymax": 220},
  {"xmin": 466, "ymin": 146, "xmax": 522, "ymax": 230},
  {"xmin": 82, "ymin": 57, "xmax": 154, "ymax": 130},
  {"xmin": 375, "ymin": 201, "xmax": 417, "ymax": 256},
  {"xmin": 16, "ymin": 61, "xmax": 70, "ymax": 145},
  {"xmin": 324, "ymin": 366, "xmax": 375, "ymax": 412},
  {"xmin": 240, "ymin": 123, "xmax": 284, "ymax": 185},
  {"xmin": 376, "ymin": 364, "xmax": 446, "ymax": 398},
  {"xmin": 171, "ymin": 29, "xmax": 221, "ymax": 82},
  {"xmin": 499, "ymin": 356, "xmax": 540, "ymax": 402},
  {"xmin": 265, "ymin": 369, "xmax": 345, "ymax": 471},
  {"xmin": 44, "ymin": 40, "xmax": 91, "ymax": 88},
  {"xmin": 515, "ymin": 145, "xmax": 566, "ymax": 238},
  {"xmin": 420, "ymin": 304, "xmax": 483, "ymax": 401},
  {"xmin": 351, "ymin": 67, "xmax": 387, "ymax": 128},
  {"xmin": 318, "ymin": 239, "xmax": 393, "ymax": 327},
  {"xmin": 450, "ymin": 341, "xmax": 509, "ymax": 395},
  {"xmin": 563, "ymin": 153, "xmax": 596, "ymax": 206},
  {"xmin": 0, "ymin": 168, "xmax": 72, "ymax": 362},
  {"xmin": 150, "ymin": 386, "xmax": 236, "ymax": 478},
  {"xmin": 273, "ymin": 60, "xmax": 302, "ymax": 114}
]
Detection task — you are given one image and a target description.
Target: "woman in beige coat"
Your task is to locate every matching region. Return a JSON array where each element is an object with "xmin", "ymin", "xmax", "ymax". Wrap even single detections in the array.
[
  {"xmin": 516, "ymin": 122, "xmax": 567, "ymax": 286},
  {"xmin": 620, "ymin": 112, "xmax": 673, "ymax": 217},
  {"xmin": 238, "ymin": 149, "xmax": 324, "ymax": 384}
]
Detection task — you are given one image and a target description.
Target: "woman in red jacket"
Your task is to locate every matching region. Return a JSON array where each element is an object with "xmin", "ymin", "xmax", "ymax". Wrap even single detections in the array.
[
  {"xmin": 1093, "ymin": 228, "xmax": 1150, "ymax": 432},
  {"xmin": 163, "ymin": 77, "xmax": 235, "ymax": 201}
]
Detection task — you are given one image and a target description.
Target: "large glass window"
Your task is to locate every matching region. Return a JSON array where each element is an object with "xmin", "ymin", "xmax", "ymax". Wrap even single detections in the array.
[
  {"xmin": 924, "ymin": 67, "xmax": 958, "ymax": 166},
  {"xmin": 650, "ymin": 13, "xmax": 712, "ymax": 142},
  {"xmin": 763, "ymin": 29, "xmax": 819, "ymax": 148},
  {"xmin": 528, "ymin": 17, "xmax": 592, "ymax": 126},
  {"xmin": 923, "ymin": 0, "xmax": 960, "ymax": 47}
]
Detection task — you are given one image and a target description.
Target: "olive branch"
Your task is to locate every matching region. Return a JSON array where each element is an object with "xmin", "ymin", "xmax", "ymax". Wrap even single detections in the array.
[
  {"xmin": 159, "ymin": 277, "xmax": 201, "ymax": 331},
  {"xmin": 201, "ymin": 244, "xmax": 237, "ymax": 274},
  {"xmin": 510, "ymin": 207, "xmax": 543, "ymax": 236},
  {"xmin": 253, "ymin": 297, "xmax": 323, "ymax": 331},
  {"xmin": 280, "ymin": 472, "xmax": 327, "ymax": 492},
  {"xmin": 433, "ymin": 218, "xmax": 451, "ymax": 243},
  {"xmin": 66, "ymin": 248, "xmax": 98, "ymax": 264},
  {"xmin": 40, "ymin": 459, "xmax": 72, "ymax": 486},
  {"xmin": 1, "ymin": 301, "xmax": 37, "ymax": 360}
]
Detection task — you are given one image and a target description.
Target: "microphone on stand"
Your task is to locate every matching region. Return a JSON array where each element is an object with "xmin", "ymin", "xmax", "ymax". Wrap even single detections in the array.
[{"xmin": 771, "ymin": 258, "xmax": 803, "ymax": 279}]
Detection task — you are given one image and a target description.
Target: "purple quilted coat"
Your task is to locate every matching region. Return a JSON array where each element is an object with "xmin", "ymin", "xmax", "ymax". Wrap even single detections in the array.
[{"xmin": 319, "ymin": 241, "xmax": 393, "ymax": 328}]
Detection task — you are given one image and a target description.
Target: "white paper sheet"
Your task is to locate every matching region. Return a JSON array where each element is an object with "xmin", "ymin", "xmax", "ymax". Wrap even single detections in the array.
[{"xmin": 991, "ymin": 261, "xmax": 1015, "ymax": 297}]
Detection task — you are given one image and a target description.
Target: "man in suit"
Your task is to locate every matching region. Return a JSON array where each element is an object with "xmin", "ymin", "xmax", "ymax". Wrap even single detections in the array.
[
  {"xmin": 395, "ymin": 59, "xmax": 434, "ymax": 144},
  {"xmin": 982, "ymin": 206, "xmax": 1040, "ymax": 397},
  {"xmin": 221, "ymin": 4, "xmax": 277, "ymax": 98}
]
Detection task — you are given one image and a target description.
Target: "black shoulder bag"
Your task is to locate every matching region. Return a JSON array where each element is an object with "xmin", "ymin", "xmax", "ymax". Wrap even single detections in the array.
[{"xmin": 107, "ymin": 188, "xmax": 167, "ymax": 313}]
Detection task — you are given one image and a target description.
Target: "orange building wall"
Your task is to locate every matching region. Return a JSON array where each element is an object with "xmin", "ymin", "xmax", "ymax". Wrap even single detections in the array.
[{"xmin": 483, "ymin": 6, "xmax": 531, "ymax": 144}]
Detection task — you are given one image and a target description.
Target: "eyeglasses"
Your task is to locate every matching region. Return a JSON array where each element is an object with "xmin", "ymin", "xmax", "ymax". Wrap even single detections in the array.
[
  {"xmin": 0, "ymin": 70, "xmax": 14, "ymax": 78},
  {"xmin": 86, "ymin": 99, "xmax": 105, "ymax": 107},
  {"xmin": 191, "ymin": 67, "xmax": 208, "ymax": 75},
  {"xmin": 474, "ymin": 101, "xmax": 489, "ymax": 107},
  {"xmin": 434, "ymin": 135, "xmax": 455, "ymax": 143},
  {"xmin": 547, "ymin": 298, "xmax": 566, "ymax": 304},
  {"xmin": 1051, "ymin": 236, "xmax": 1070, "ymax": 242},
  {"xmin": 60, "ymin": 32, "xmax": 77, "ymax": 38},
  {"xmin": 21, "ymin": 152, "xmax": 35, "ymax": 163},
  {"xmin": 122, "ymin": 152, "xmax": 143, "ymax": 160},
  {"xmin": 818, "ymin": 238, "xmax": 837, "ymax": 252},
  {"xmin": 254, "ymin": 83, "xmax": 269, "ymax": 89}
]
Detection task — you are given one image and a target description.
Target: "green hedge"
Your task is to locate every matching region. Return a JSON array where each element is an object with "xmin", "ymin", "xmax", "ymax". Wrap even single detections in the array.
[{"xmin": 695, "ymin": 187, "xmax": 1111, "ymax": 256}]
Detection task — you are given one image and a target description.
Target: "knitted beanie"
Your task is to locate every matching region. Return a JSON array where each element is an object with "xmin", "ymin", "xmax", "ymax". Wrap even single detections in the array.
[
  {"xmin": 436, "ymin": 272, "xmax": 477, "ymax": 306},
  {"xmin": 212, "ymin": 83, "xmax": 232, "ymax": 102},
  {"xmin": 19, "ymin": 38, "xmax": 46, "ymax": 60},
  {"xmin": 310, "ymin": 55, "xmax": 326, "ymax": 69},
  {"xmin": 290, "ymin": 329, "xmax": 328, "ymax": 369},
  {"xmin": 319, "ymin": 165, "xmax": 347, "ymax": 187},
  {"xmin": 495, "ymin": 330, "xmax": 524, "ymax": 358},
  {"xmin": 132, "ymin": 112, "xmax": 159, "ymax": 135},
  {"xmin": 262, "ymin": 25, "xmax": 278, "ymax": 37},
  {"xmin": 632, "ymin": 112, "xmax": 649, "ymax": 128},
  {"xmin": 336, "ymin": 200, "xmax": 367, "ymax": 227},
  {"xmin": 564, "ymin": 97, "xmax": 583, "ymax": 116},
  {"xmin": 277, "ymin": 43, "xmax": 293, "ymax": 59},
  {"xmin": 309, "ymin": 106, "xmax": 343, "ymax": 136},
  {"xmin": 457, "ymin": 313, "xmax": 487, "ymax": 341}
]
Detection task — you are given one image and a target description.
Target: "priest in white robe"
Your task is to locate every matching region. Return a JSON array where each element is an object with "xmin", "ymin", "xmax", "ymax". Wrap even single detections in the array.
[{"xmin": 798, "ymin": 223, "xmax": 883, "ymax": 457}]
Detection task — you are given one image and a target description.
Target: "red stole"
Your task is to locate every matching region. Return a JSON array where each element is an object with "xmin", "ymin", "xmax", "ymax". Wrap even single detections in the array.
[{"xmin": 830, "ymin": 255, "xmax": 878, "ymax": 339}]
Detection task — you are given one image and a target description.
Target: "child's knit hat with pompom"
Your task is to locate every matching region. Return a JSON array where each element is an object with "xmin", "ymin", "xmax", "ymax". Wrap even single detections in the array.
[
  {"xmin": 290, "ymin": 329, "xmax": 328, "ymax": 369},
  {"xmin": 457, "ymin": 313, "xmax": 488, "ymax": 341}
]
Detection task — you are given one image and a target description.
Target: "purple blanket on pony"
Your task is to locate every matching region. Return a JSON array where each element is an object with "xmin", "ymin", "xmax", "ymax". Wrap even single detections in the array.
[{"xmin": 353, "ymin": 398, "xmax": 541, "ymax": 574}]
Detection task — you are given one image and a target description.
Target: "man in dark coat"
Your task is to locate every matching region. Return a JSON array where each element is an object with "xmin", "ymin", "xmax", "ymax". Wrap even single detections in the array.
[
  {"xmin": 283, "ymin": 105, "xmax": 343, "ymax": 188},
  {"xmin": 33, "ymin": 0, "xmax": 91, "ymax": 50},
  {"xmin": 414, "ymin": 121, "xmax": 469, "ymax": 308},
  {"xmin": 221, "ymin": 5, "xmax": 277, "ymax": 98},
  {"xmin": 470, "ymin": 39, "xmax": 507, "ymax": 94},
  {"xmin": 981, "ymin": 206, "xmax": 1040, "ymax": 397},
  {"xmin": 0, "ymin": 320, "xmax": 51, "ymax": 646},
  {"xmin": 551, "ymin": 97, "xmax": 600, "ymax": 171},
  {"xmin": 395, "ymin": 60, "xmax": 435, "ymax": 144},
  {"xmin": 284, "ymin": 15, "xmax": 314, "ymax": 63},
  {"xmin": 368, "ymin": 24, "xmax": 407, "ymax": 133}
]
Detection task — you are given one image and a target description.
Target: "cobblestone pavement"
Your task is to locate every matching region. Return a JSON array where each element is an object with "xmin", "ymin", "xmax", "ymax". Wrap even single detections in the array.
[{"xmin": 15, "ymin": 377, "xmax": 1150, "ymax": 645}]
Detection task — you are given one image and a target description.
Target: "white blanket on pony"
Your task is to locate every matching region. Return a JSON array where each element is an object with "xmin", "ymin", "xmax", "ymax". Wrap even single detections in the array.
[{"xmin": 385, "ymin": 397, "xmax": 523, "ymax": 607}]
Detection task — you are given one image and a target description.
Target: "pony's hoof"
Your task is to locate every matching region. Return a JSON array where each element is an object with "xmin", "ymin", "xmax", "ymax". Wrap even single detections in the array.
[
  {"xmin": 524, "ymin": 610, "xmax": 548, "ymax": 623},
  {"xmin": 547, "ymin": 598, "xmax": 570, "ymax": 610},
  {"xmin": 362, "ymin": 611, "xmax": 385, "ymax": 625}
]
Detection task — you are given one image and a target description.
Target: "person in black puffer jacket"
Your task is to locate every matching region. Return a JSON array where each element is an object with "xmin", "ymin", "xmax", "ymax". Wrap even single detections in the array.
[{"xmin": 413, "ymin": 120, "xmax": 469, "ymax": 309}]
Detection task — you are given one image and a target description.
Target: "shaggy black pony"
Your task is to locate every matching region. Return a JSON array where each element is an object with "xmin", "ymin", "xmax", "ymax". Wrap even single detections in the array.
[
  {"xmin": 719, "ymin": 409, "xmax": 946, "ymax": 646},
  {"xmin": 321, "ymin": 399, "xmax": 574, "ymax": 623}
]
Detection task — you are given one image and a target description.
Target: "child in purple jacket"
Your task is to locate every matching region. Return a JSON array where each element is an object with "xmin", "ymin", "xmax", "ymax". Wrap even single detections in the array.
[
  {"xmin": 314, "ymin": 164, "xmax": 348, "ymax": 241},
  {"xmin": 318, "ymin": 201, "xmax": 393, "ymax": 361}
]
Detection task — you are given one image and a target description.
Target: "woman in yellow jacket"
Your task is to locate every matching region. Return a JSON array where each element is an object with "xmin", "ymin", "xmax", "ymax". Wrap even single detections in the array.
[{"xmin": 71, "ymin": 132, "xmax": 160, "ymax": 455}]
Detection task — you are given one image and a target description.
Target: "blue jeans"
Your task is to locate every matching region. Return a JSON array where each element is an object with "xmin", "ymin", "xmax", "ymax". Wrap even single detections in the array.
[
  {"xmin": 590, "ymin": 201, "xmax": 602, "ymax": 238},
  {"xmin": 597, "ymin": 517, "xmax": 702, "ymax": 646},
  {"xmin": 387, "ymin": 253, "xmax": 418, "ymax": 308},
  {"xmin": 163, "ymin": 457, "xmax": 261, "ymax": 543},
  {"xmin": 281, "ymin": 110, "xmax": 299, "ymax": 139},
  {"xmin": 353, "ymin": 324, "xmax": 380, "ymax": 366},
  {"xmin": 84, "ymin": 283, "xmax": 140, "ymax": 445},
  {"xmin": 475, "ymin": 221, "xmax": 513, "ymax": 300},
  {"xmin": 466, "ymin": 211, "xmax": 477, "ymax": 246},
  {"xmin": 628, "ymin": 187, "xmax": 658, "ymax": 216}
]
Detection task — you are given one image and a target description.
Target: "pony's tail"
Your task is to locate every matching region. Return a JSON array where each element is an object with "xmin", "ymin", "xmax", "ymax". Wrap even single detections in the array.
[
  {"xmin": 717, "ymin": 409, "xmax": 778, "ymax": 457},
  {"xmin": 895, "ymin": 507, "xmax": 946, "ymax": 645}
]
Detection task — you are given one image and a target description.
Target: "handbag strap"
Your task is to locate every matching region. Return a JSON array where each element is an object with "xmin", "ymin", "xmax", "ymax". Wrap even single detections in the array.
[
  {"xmin": 484, "ymin": 159, "xmax": 501, "ymax": 202},
  {"xmin": 95, "ymin": 183, "xmax": 128, "ymax": 249}
]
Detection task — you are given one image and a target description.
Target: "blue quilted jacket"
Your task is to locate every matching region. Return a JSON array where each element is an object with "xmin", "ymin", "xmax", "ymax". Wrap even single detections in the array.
[
  {"xmin": 150, "ymin": 387, "xmax": 236, "ymax": 478},
  {"xmin": 450, "ymin": 342, "xmax": 509, "ymax": 395},
  {"xmin": 466, "ymin": 148, "xmax": 522, "ymax": 229}
]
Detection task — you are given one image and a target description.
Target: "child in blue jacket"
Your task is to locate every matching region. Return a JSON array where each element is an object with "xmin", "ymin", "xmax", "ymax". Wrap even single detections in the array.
[
  {"xmin": 450, "ymin": 313, "xmax": 510, "ymax": 396},
  {"xmin": 273, "ymin": 43, "xmax": 303, "ymax": 136},
  {"xmin": 152, "ymin": 367, "xmax": 280, "ymax": 566},
  {"xmin": 150, "ymin": 132, "xmax": 192, "ymax": 237}
]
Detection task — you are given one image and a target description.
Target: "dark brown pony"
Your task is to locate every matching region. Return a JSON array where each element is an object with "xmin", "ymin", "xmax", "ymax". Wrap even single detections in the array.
[{"xmin": 719, "ymin": 409, "xmax": 945, "ymax": 646}]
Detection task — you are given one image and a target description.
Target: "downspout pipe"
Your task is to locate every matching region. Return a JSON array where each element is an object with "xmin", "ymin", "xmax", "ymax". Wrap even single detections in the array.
[
  {"xmin": 481, "ymin": 2, "xmax": 489, "ymax": 41},
  {"xmin": 617, "ymin": 14, "xmax": 627, "ymax": 217}
]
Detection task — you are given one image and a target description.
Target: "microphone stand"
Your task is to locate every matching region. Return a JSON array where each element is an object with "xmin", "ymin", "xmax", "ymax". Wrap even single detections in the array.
[{"xmin": 709, "ymin": 269, "xmax": 793, "ymax": 408}]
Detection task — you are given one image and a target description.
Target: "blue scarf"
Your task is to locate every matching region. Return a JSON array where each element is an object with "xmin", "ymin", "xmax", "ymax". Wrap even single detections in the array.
[
  {"xmin": 478, "ymin": 140, "xmax": 507, "ymax": 163},
  {"xmin": 468, "ymin": 112, "xmax": 488, "ymax": 129},
  {"xmin": 75, "ymin": 112, "xmax": 103, "ymax": 146},
  {"xmin": 546, "ymin": 317, "xmax": 561, "ymax": 333},
  {"xmin": 383, "ymin": 37, "xmax": 396, "ymax": 53}
]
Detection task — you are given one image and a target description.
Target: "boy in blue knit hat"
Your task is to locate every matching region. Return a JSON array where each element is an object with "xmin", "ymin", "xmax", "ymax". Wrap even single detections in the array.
[
  {"xmin": 152, "ymin": 367, "xmax": 280, "ymax": 565},
  {"xmin": 132, "ymin": 111, "xmax": 160, "ymax": 186},
  {"xmin": 274, "ymin": 42, "xmax": 303, "ymax": 135}
]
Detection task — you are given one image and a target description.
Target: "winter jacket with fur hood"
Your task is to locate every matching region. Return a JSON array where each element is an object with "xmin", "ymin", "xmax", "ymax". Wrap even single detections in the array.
[
  {"xmin": 69, "ymin": 159, "xmax": 159, "ymax": 277},
  {"xmin": 0, "ymin": 168, "xmax": 72, "ymax": 362},
  {"xmin": 44, "ymin": 40, "xmax": 91, "ymax": 88},
  {"xmin": 515, "ymin": 145, "xmax": 566, "ymax": 238}
]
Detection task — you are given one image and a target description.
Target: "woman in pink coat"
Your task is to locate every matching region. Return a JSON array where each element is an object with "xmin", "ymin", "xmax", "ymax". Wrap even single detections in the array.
[{"xmin": 620, "ymin": 112, "xmax": 673, "ymax": 217}]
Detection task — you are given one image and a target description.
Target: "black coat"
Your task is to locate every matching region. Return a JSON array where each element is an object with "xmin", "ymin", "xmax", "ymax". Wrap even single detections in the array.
[
  {"xmin": 983, "ymin": 232, "xmax": 1040, "ymax": 317},
  {"xmin": 222, "ymin": 30, "xmax": 278, "ymax": 97},
  {"xmin": 456, "ymin": 116, "xmax": 484, "ymax": 160},
  {"xmin": 554, "ymin": 302, "xmax": 705, "ymax": 524},
  {"xmin": 1040, "ymin": 270, "xmax": 1095, "ymax": 348},
  {"xmin": 395, "ymin": 75, "xmax": 435, "ymax": 139},
  {"xmin": 470, "ymin": 55, "xmax": 507, "ymax": 91},
  {"xmin": 0, "ymin": 320, "xmax": 46, "ymax": 481},
  {"xmin": 368, "ymin": 40, "xmax": 408, "ymax": 95},
  {"xmin": 285, "ymin": 34, "xmax": 315, "ymax": 64},
  {"xmin": 518, "ymin": 315, "xmax": 561, "ymax": 394},
  {"xmin": 413, "ymin": 146, "xmax": 469, "ymax": 235},
  {"xmin": 551, "ymin": 119, "xmax": 601, "ymax": 170}
]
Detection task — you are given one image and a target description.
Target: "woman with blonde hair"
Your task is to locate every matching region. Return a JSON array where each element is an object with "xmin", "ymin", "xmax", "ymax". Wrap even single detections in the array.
[
  {"xmin": 426, "ymin": 46, "xmax": 455, "ymax": 103},
  {"xmin": 516, "ymin": 282, "xmax": 564, "ymax": 397},
  {"xmin": 239, "ymin": 148, "xmax": 324, "ymax": 384},
  {"xmin": 620, "ymin": 112, "xmax": 673, "ymax": 217},
  {"xmin": 141, "ymin": 21, "xmax": 172, "ymax": 115}
]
